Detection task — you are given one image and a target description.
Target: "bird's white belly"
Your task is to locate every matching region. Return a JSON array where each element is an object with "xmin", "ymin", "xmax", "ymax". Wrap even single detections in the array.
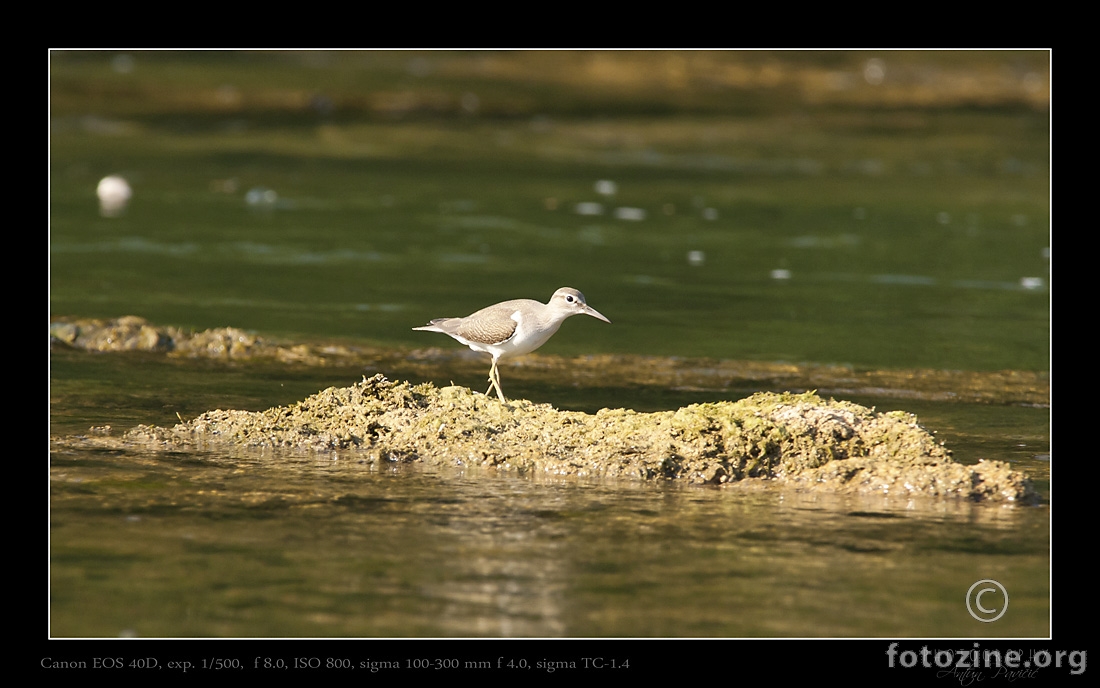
[{"xmin": 504, "ymin": 312, "xmax": 562, "ymax": 356}]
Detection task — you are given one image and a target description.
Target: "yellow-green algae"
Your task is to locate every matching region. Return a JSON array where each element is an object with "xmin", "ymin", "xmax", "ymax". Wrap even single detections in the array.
[
  {"xmin": 123, "ymin": 374, "xmax": 1037, "ymax": 503},
  {"xmin": 49, "ymin": 315, "xmax": 320, "ymax": 363}
]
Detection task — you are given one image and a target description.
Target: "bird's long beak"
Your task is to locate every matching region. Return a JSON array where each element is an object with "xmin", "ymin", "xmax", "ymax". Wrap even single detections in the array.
[{"xmin": 584, "ymin": 305, "xmax": 611, "ymax": 323}]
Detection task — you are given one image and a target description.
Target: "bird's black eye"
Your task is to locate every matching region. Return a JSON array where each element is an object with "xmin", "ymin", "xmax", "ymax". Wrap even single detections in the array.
[{"xmin": 566, "ymin": 295, "xmax": 574, "ymax": 302}]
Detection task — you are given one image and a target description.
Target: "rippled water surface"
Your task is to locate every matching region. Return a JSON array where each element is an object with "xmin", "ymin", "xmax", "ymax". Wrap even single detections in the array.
[
  {"xmin": 49, "ymin": 51, "xmax": 1050, "ymax": 638},
  {"xmin": 50, "ymin": 404, "xmax": 1049, "ymax": 638}
]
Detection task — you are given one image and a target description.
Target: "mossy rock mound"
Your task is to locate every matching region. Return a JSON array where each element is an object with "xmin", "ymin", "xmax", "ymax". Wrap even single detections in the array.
[
  {"xmin": 126, "ymin": 374, "xmax": 1036, "ymax": 503},
  {"xmin": 49, "ymin": 316, "xmax": 329, "ymax": 363}
]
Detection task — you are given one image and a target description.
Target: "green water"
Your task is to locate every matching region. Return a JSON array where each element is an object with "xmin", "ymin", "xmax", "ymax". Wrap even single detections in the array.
[
  {"xmin": 50, "ymin": 443, "xmax": 1048, "ymax": 638},
  {"xmin": 49, "ymin": 51, "xmax": 1050, "ymax": 638}
]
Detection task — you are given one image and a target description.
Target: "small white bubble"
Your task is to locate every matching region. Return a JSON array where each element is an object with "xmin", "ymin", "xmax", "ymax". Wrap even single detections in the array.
[
  {"xmin": 614, "ymin": 207, "xmax": 646, "ymax": 221},
  {"xmin": 574, "ymin": 202, "xmax": 604, "ymax": 216},
  {"xmin": 864, "ymin": 58, "xmax": 886, "ymax": 85},
  {"xmin": 1020, "ymin": 277, "xmax": 1044, "ymax": 290},
  {"xmin": 770, "ymin": 269, "xmax": 792, "ymax": 280},
  {"xmin": 245, "ymin": 187, "xmax": 278, "ymax": 208},
  {"xmin": 96, "ymin": 175, "xmax": 132, "ymax": 217},
  {"xmin": 687, "ymin": 250, "xmax": 706, "ymax": 266},
  {"xmin": 594, "ymin": 180, "xmax": 618, "ymax": 196},
  {"xmin": 702, "ymin": 208, "xmax": 719, "ymax": 221}
]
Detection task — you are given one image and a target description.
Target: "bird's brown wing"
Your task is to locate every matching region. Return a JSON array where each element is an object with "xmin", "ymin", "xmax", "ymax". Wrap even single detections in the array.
[
  {"xmin": 454, "ymin": 308, "xmax": 518, "ymax": 345},
  {"xmin": 420, "ymin": 298, "xmax": 536, "ymax": 345}
]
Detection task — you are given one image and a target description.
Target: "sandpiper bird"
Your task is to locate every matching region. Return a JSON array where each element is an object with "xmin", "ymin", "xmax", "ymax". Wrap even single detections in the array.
[{"xmin": 413, "ymin": 287, "xmax": 611, "ymax": 403}]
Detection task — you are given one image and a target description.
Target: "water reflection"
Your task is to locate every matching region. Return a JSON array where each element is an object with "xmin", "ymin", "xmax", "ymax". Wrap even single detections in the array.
[{"xmin": 50, "ymin": 445, "xmax": 1049, "ymax": 638}]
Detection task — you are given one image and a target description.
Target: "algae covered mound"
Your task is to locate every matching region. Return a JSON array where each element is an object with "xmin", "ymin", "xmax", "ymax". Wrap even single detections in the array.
[
  {"xmin": 126, "ymin": 374, "xmax": 1037, "ymax": 502},
  {"xmin": 49, "ymin": 315, "xmax": 357, "ymax": 364}
]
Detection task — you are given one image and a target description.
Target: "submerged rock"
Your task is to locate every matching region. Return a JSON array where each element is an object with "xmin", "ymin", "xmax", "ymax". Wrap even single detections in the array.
[
  {"xmin": 50, "ymin": 315, "xmax": 174, "ymax": 352},
  {"xmin": 49, "ymin": 316, "xmax": 358, "ymax": 364},
  {"xmin": 125, "ymin": 374, "xmax": 1038, "ymax": 503}
]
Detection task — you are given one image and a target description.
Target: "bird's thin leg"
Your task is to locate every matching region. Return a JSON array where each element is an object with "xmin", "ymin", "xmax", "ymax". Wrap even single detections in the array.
[
  {"xmin": 484, "ymin": 359, "xmax": 507, "ymax": 403},
  {"xmin": 492, "ymin": 362, "xmax": 507, "ymax": 403},
  {"xmin": 485, "ymin": 362, "xmax": 495, "ymax": 396}
]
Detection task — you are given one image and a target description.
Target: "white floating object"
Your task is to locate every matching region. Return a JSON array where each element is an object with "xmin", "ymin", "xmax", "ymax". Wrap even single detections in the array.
[
  {"xmin": 770, "ymin": 269, "xmax": 792, "ymax": 280},
  {"xmin": 245, "ymin": 187, "xmax": 279, "ymax": 208},
  {"xmin": 613, "ymin": 207, "xmax": 646, "ymax": 221},
  {"xmin": 687, "ymin": 250, "xmax": 706, "ymax": 266},
  {"xmin": 864, "ymin": 58, "xmax": 886, "ymax": 85},
  {"xmin": 574, "ymin": 202, "xmax": 604, "ymax": 216},
  {"xmin": 1020, "ymin": 277, "xmax": 1044, "ymax": 290},
  {"xmin": 702, "ymin": 207, "xmax": 719, "ymax": 221},
  {"xmin": 594, "ymin": 180, "xmax": 617, "ymax": 196},
  {"xmin": 96, "ymin": 175, "xmax": 132, "ymax": 217}
]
